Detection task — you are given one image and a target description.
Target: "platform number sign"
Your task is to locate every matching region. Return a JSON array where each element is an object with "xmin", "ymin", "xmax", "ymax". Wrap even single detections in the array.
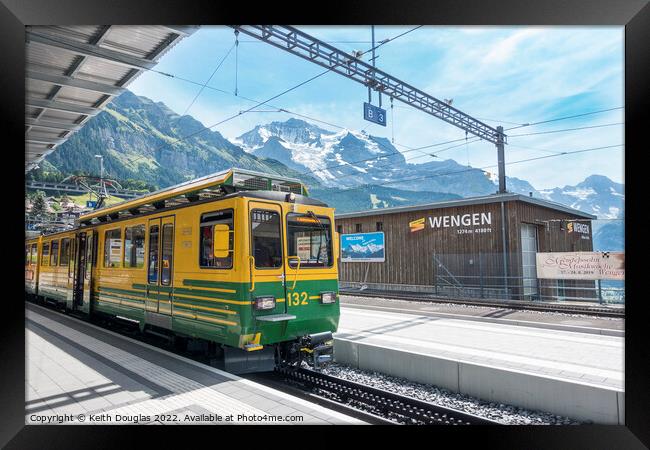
[{"xmin": 363, "ymin": 102, "xmax": 387, "ymax": 127}]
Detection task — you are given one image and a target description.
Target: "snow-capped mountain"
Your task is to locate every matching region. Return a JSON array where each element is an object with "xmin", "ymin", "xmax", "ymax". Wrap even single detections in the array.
[
  {"xmin": 235, "ymin": 118, "xmax": 407, "ymax": 187},
  {"xmin": 234, "ymin": 118, "xmax": 527, "ymax": 197},
  {"xmin": 232, "ymin": 118, "xmax": 624, "ymax": 220},
  {"xmin": 538, "ymin": 175, "xmax": 624, "ymax": 219}
]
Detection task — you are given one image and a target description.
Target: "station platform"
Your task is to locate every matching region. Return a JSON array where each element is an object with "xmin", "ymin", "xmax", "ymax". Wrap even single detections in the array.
[
  {"xmin": 334, "ymin": 305, "xmax": 624, "ymax": 424},
  {"xmin": 340, "ymin": 294, "xmax": 624, "ymax": 336},
  {"xmin": 25, "ymin": 303, "xmax": 363, "ymax": 425}
]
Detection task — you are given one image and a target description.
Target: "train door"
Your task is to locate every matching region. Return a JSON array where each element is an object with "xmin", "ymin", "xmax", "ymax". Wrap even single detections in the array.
[
  {"xmin": 65, "ymin": 237, "xmax": 75, "ymax": 309},
  {"xmin": 248, "ymin": 202, "xmax": 288, "ymax": 315},
  {"xmin": 146, "ymin": 216, "xmax": 175, "ymax": 324},
  {"xmin": 72, "ymin": 230, "xmax": 95, "ymax": 314}
]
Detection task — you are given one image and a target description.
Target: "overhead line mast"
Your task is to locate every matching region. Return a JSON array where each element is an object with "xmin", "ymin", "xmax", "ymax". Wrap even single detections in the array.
[{"xmin": 229, "ymin": 25, "xmax": 509, "ymax": 193}]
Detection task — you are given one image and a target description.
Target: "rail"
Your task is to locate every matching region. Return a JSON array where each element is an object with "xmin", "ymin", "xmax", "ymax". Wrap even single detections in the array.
[{"xmin": 276, "ymin": 367, "xmax": 500, "ymax": 425}]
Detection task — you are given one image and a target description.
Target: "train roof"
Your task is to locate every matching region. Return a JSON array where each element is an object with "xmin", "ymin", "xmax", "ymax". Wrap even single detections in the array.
[{"xmin": 78, "ymin": 168, "xmax": 308, "ymax": 226}]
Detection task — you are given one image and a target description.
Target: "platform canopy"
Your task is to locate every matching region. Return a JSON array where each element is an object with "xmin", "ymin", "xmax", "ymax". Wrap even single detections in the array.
[
  {"xmin": 25, "ymin": 25, "xmax": 199, "ymax": 173},
  {"xmin": 78, "ymin": 168, "xmax": 308, "ymax": 226}
]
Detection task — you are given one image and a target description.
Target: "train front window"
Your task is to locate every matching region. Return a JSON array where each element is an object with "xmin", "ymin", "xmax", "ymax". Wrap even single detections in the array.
[
  {"xmin": 251, "ymin": 210, "xmax": 282, "ymax": 268},
  {"xmin": 287, "ymin": 213, "xmax": 332, "ymax": 268}
]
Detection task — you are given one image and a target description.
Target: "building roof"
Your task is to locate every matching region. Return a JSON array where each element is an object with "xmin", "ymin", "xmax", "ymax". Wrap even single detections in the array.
[
  {"xmin": 334, "ymin": 192, "xmax": 597, "ymax": 220},
  {"xmin": 25, "ymin": 25, "xmax": 199, "ymax": 172}
]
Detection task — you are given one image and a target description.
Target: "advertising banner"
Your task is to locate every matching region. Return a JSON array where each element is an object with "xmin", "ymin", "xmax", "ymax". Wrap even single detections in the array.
[
  {"xmin": 340, "ymin": 232, "xmax": 385, "ymax": 262},
  {"xmin": 536, "ymin": 252, "xmax": 624, "ymax": 280}
]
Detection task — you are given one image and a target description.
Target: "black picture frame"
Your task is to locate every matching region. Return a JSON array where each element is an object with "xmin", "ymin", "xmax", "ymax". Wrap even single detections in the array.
[{"xmin": 2, "ymin": 0, "xmax": 647, "ymax": 447}]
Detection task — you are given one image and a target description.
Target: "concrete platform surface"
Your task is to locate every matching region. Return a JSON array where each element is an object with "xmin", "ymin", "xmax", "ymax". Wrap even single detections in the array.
[
  {"xmin": 25, "ymin": 303, "xmax": 363, "ymax": 425},
  {"xmin": 334, "ymin": 306, "xmax": 624, "ymax": 424},
  {"xmin": 341, "ymin": 294, "xmax": 624, "ymax": 334}
]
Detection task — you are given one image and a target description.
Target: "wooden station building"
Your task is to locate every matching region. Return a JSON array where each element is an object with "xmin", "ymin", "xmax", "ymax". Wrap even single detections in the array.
[{"xmin": 334, "ymin": 193, "xmax": 596, "ymax": 301}]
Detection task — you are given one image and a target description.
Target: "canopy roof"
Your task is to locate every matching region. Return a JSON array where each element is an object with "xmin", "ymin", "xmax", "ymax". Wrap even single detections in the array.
[{"xmin": 25, "ymin": 25, "xmax": 198, "ymax": 172}]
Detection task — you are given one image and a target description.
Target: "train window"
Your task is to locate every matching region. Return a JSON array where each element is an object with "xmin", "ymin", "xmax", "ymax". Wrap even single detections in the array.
[
  {"xmin": 287, "ymin": 213, "xmax": 333, "ymax": 268},
  {"xmin": 251, "ymin": 210, "xmax": 282, "ymax": 268},
  {"xmin": 200, "ymin": 210, "xmax": 234, "ymax": 269},
  {"xmin": 85, "ymin": 234, "xmax": 94, "ymax": 279},
  {"xmin": 41, "ymin": 243, "xmax": 50, "ymax": 266},
  {"xmin": 31, "ymin": 244, "xmax": 37, "ymax": 265},
  {"xmin": 161, "ymin": 224, "xmax": 174, "ymax": 286},
  {"xmin": 103, "ymin": 229, "xmax": 122, "ymax": 268},
  {"xmin": 25, "ymin": 245, "xmax": 30, "ymax": 266},
  {"xmin": 124, "ymin": 225, "xmax": 145, "ymax": 268},
  {"xmin": 50, "ymin": 240, "xmax": 59, "ymax": 266},
  {"xmin": 148, "ymin": 225, "xmax": 159, "ymax": 283},
  {"xmin": 60, "ymin": 238, "xmax": 71, "ymax": 266}
]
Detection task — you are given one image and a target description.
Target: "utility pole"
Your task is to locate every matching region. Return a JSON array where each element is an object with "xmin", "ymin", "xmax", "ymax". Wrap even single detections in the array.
[
  {"xmin": 496, "ymin": 126, "xmax": 506, "ymax": 193},
  {"xmin": 94, "ymin": 154, "xmax": 108, "ymax": 208}
]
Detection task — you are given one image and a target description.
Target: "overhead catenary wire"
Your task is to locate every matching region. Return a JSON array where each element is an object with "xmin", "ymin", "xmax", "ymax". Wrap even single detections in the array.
[
  {"xmin": 124, "ymin": 26, "xmax": 424, "ymax": 170},
  {"xmin": 507, "ymin": 122, "xmax": 623, "ymax": 137},
  {"xmin": 504, "ymin": 106, "xmax": 624, "ymax": 131},
  {"xmin": 68, "ymin": 27, "xmax": 621, "ymax": 186},
  {"xmin": 182, "ymin": 43, "xmax": 235, "ymax": 116},
  {"xmin": 330, "ymin": 144, "xmax": 624, "ymax": 194}
]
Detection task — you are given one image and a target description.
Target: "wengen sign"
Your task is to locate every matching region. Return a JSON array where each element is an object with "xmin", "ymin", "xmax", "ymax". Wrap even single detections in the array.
[{"xmin": 536, "ymin": 252, "xmax": 624, "ymax": 280}]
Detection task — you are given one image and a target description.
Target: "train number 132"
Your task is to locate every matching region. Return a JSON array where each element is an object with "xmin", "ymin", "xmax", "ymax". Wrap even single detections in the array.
[{"xmin": 287, "ymin": 291, "xmax": 308, "ymax": 306}]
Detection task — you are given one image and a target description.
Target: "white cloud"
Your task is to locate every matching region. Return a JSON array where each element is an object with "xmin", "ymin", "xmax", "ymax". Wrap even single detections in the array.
[{"xmin": 128, "ymin": 26, "xmax": 624, "ymax": 190}]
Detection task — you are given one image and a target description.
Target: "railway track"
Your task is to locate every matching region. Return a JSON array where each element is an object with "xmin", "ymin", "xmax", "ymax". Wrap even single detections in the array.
[
  {"xmin": 29, "ymin": 299, "xmax": 500, "ymax": 425},
  {"xmin": 340, "ymin": 289, "xmax": 624, "ymax": 318},
  {"xmin": 272, "ymin": 366, "xmax": 500, "ymax": 425}
]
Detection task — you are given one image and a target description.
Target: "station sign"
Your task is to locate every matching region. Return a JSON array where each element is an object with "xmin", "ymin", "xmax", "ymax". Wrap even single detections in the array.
[
  {"xmin": 340, "ymin": 232, "xmax": 385, "ymax": 262},
  {"xmin": 409, "ymin": 212, "xmax": 493, "ymax": 235},
  {"xmin": 363, "ymin": 102, "xmax": 387, "ymax": 127},
  {"xmin": 536, "ymin": 251, "xmax": 624, "ymax": 280},
  {"xmin": 86, "ymin": 200, "xmax": 97, "ymax": 209},
  {"xmin": 567, "ymin": 221, "xmax": 590, "ymax": 240}
]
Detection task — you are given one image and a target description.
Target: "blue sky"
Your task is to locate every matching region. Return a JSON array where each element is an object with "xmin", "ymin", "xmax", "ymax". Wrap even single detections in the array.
[{"xmin": 128, "ymin": 26, "xmax": 624, "ymax": 190}]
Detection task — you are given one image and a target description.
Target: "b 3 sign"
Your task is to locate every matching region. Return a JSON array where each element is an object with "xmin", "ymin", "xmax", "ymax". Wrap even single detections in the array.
[
  {"xmin": 363, "ymin": 102, "xmax": 387, "ymax": 127},
  {"xmin": 340, "ymin": 232, "xmax": 385, "ymax": 262}
]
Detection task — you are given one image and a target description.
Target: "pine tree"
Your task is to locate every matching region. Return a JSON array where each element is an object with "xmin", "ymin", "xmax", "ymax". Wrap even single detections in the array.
[{"xmin": 30, "ymin": 190, "xmax": 49, "ymax": 220}]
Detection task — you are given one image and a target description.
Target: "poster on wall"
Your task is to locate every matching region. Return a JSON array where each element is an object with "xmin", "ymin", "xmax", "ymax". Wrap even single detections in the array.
[
  {"xmin": 340, "ymin": 232, "xmax": 385, "ymax": 262},
  {"xmin": 536, "ymin": 252, "xmax": 624, "ymax": 280}
]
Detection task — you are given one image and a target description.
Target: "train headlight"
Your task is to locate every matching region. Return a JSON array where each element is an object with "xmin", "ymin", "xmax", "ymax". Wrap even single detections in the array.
[
  {"xmin": 254, "ymin": 296, "xmax": 276, "ymax": 310},
  {"xmin": 320, "ymin": 292, "xmax": 337, "ymax": 304}
]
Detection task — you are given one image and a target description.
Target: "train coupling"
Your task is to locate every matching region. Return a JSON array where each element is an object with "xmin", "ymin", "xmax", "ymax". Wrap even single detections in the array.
[{"xmin": 300, "ymin": 331, "xmax": 334, "ymax": 370}]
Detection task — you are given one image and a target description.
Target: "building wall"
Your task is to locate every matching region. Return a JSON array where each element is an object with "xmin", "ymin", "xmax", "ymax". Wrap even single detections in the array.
[{"xmin": 335, "ymin": 199, "xmax": 594, "ymax": 300}]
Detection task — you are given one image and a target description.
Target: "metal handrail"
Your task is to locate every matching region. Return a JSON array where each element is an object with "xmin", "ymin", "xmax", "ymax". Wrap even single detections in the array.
[
  {"xmin": 286, "ymin": 255, "xmax": 301, "ymax": 290},
  {"xmin": 248, "ymin": 255, "xmax": 256, "ymax": 292}
]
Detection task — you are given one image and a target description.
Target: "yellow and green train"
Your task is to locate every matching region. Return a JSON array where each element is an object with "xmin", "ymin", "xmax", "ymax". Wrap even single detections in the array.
[{"xmin": 25, "ymin": 169, "xmax": 340, "ymax": 373}]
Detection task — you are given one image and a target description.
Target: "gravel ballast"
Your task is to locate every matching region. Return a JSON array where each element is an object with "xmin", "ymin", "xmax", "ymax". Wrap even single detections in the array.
[{"xmin": 320, "ymin": 362, "xmax": 582, "ymax": 425}]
